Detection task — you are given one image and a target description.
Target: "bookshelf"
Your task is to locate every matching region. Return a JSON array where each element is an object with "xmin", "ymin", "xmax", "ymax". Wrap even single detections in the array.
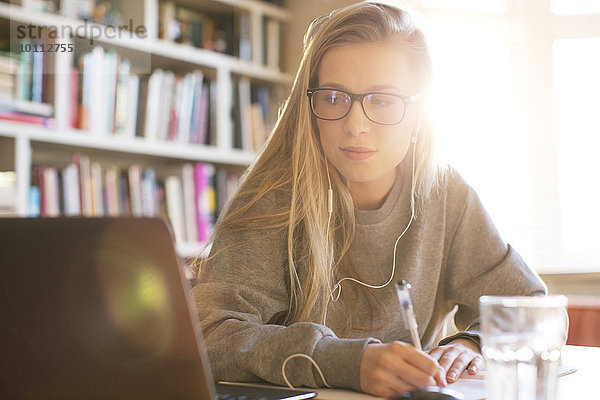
[{"xmin": 0, "ymin": 0, "xmax": 292, "ymax": 258}]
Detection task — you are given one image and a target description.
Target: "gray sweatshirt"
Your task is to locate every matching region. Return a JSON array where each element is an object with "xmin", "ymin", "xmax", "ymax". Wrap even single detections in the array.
[{"xmin": 191, "ymin": 167, "xmax": 546, "ymax": 391}]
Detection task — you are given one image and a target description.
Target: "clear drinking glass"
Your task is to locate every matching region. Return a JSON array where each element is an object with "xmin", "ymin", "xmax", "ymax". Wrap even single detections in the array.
[{"xmin": 480, "ymin": 295, "xmax": 568, "ymax": 400}]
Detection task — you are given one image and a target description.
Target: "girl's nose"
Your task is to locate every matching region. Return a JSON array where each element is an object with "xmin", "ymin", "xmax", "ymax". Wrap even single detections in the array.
[{"xmin": 343, "ymin": 100, "xmax": 371, "ymax": 137}]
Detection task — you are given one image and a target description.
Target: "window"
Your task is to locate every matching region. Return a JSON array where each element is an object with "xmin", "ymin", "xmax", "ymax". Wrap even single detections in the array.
[
  {"xmin": 552, "ymin": 0, "xmax": 600, "ymax": 15},
  {"xmin": 554, "ymin": 38, "xmax": 600, "ymax": 270},
  {"xmin": 422, "ymin": 0, "xmax": 506, "ymax": 13},
  {"xmin": 418, "ymin": 0, "xmax": 600, "ymax": 273}
]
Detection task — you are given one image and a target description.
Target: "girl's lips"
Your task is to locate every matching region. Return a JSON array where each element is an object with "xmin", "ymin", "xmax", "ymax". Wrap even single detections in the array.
[{"xmin": 340, "ymin": 146, "xmax": 376, "ymax": 161}]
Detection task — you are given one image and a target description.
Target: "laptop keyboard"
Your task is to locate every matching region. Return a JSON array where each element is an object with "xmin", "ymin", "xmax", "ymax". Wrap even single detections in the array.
[
  {"xmin": 215, "ymin": 383, "xmax": 316, "ymax": 400},
  {"xmin": 217, "ymin": 394, "xmax": 267, "ymax": 400}
]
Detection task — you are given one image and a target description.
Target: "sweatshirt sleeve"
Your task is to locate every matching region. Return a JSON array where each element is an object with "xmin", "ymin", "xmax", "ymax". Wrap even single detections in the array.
[
  {"xmin": 191, "ymin": 201, "xmax": 380, "ymax": 391},
  {"xmin": 443, "ymin": 176, "xmax": 547, "ymax": 335}
]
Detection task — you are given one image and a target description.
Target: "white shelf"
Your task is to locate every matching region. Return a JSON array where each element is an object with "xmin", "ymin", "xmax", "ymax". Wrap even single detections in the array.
[
  {"xmin": 0, "ymin": 98, "xmax": 54, "ymax": 117},
  {"xmin": 0, "ymin": 123, "xmax": 257, "ymax": 166},
  {"xmin": 176, "ymin": 241, "xmax": 212, "ymax": 259},
  {"xmin": 0, "ymin": 2, "xmax": 293, "ymax": 84},
  {"xmin": 0, "ymin": 0, "xmax": 288, "ymax": 260},
  {"xmin": 217, "ymin": 0, "xmax": 290, "ymax": 20}
]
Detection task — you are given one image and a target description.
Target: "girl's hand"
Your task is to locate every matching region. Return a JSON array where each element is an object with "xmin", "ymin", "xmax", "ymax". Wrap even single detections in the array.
[
  {"xmin": 359, "ymin": 342, "xmax": 447, "ymax": 398},
  {"xmin": 428, "ymin": 339, "xmax": 485, "ymax": 383}
]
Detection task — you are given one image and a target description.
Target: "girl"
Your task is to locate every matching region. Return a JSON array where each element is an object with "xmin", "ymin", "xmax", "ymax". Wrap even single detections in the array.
[{"xmin": 192, "ymin": 1, "xmax": 546, "ymax": 397}]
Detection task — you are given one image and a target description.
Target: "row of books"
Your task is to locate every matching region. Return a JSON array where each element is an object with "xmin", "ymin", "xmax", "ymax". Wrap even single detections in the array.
[
  {"xmin": 139, "ymin": 68, "xmax": 216, "ymax": 144},
  {"xmin": 158, "ymin": 1, "xmax": 281, "ymax": 69},
  {"xmin": 29, "ymin": 154, "xmax": 241, "ymax": 244},
  {"xmin": 233, "ymin": 77, "xmax": 285, "ymax": 152},
  {"xmin": 159, "ymin": 0, "xmax": 233, "ymax": 56},
  {"xmin": 0, "ymin": 47, "xmax": 55, "ymax": 126},
  {"xmin": 72, "ymin": 46, "xmax": 216, "ymax": 144},
  {"xmin": 61, "ymin": 0, "xmax": 123, "ymax": 26},
  {"xmin": 74, "ymin": 47, "xmax": 136, "ymax": 135}
]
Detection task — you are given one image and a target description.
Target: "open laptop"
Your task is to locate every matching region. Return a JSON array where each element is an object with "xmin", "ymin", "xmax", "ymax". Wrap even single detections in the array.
[{"xmin": 0, "ymin": 217, "xmax": 316, "ymax": 400}]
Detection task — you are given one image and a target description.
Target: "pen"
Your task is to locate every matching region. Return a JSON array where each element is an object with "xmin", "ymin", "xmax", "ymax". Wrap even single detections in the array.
[{"xmin": 395, "ymin": 280, "xmax": 422, "ymax": 351}]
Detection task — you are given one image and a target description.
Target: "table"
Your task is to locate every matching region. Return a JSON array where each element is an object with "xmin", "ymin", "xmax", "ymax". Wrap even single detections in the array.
[{"xmin": 313, "ymin": 345, "xmax": 599, "ymax": 400}]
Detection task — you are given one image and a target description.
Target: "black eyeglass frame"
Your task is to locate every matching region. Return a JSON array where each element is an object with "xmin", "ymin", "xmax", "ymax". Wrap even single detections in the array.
[{"xmin": 306, "ymin": 88, "xmax": 421, "ymax": 125}]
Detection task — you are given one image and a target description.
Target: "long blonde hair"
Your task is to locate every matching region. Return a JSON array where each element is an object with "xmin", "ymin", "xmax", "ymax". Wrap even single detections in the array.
[{"xmin": 200, "ymin": 1, "xmax": 442, "ymax": 334}]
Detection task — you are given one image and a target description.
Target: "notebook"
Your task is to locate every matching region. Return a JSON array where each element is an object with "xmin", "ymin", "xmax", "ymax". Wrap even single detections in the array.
[{"xmin": 0, "ymin": 217, "xmax": 316, "ymax": 400}]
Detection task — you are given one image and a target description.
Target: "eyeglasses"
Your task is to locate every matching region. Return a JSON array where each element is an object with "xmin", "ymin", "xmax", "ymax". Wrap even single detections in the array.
[{"xmin": 306, "ymin": 88, "xmax": 420, "ymax": 125}]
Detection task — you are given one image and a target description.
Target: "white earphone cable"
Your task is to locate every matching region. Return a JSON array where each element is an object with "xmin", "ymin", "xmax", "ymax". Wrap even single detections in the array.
[
  {"xmin": 281, "ymin": 353, "xmax": 333, "ymax": 390},
  {"xmin": 282, "ymin": 133, "xmax": 418, "ymax": 388},
  {"xmin": 323, "ymin": 134, "xmax": 418, "ymax": 324}
]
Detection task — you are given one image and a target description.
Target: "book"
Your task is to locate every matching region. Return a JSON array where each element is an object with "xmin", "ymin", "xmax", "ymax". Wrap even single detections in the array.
[
  {"xmin": 141, "ymin": 167, "xmax": 158, "ymax": 217},
  {"xmin": 193, "ymin": 80, "xmax": 209, "ymax": 144},
  {"xmin": 168, "ymin": 75, "xmax": 183, "ymax": 141},
  {"xmin": 90, "ymin": 161, "xmax": 104, "ymax": 216},
  {"xmin": 0, "ymin": 97, "xmax": 53, "ymax": 116},
  {"xmin": 250, "ymin": 103, "xmax": 267, "ymax": 152},
  {"xmin": 236, "ymin": 11, "xmax": 252, "ymax": 61},
  {"xmin": 118, "ymin": 171, "xmax": 131, "ymax": 216},
  {"xmin": 135, "ymin": 76, "xmax": 148, "ymax": 138},
  {"xmin": 143, "ymin": 69, "xmax": 164, "ymax": 140},
  {"xmin": 28, "ymin": 186, "xmax": 40, "ymax": 217},
  {"xmin": 114, "ymin": 57, "xmax": 131, "ymax": 136},
  {"xmin": 0, "ymin": 171, "xmax": 16, "ymax": 215},
  {"xmin": 88, "ymin": 46, "xmax": 106, "ymax": 135},
  {"xmin": 104, "ymin": 166, "xmax": 120, "ymax": 217},
  {"xmin": 265, "ymin": 18, "xmax": 281, "ymax": 70},
  {"xmin": 182, "ymin": 163, "xmax": 198, "ymax": 243},
  {"xmin": 77, "ymin": 52, "xmax": 90, "ymax": 130},
  {"xmin": 31, "ymin": 46, "xmax": 44, "ymax": 103},
  {"xmin": 208, "ymin": 80, "xmax": 218, "ymax": 145},
  {"xmin": 124, "ymin": 74, "xmax": 139, "ymax": 138},
  {"xmin": 128, "ymin": 164, "xmax": 143, "ymax": 217},
  {"xmin": 165, "ymin": 175, "xmax": 185, "ymax": 244},
  {"xmin": 159, "ymin": 0, "xmax": 178, "ymax": 42},
  {"xmin": 103, "ymin": 50, "xmax": 119, "ymax": 134},
  {"xmin": 61, "ymin": 162, "xmax": 81, "ymax": 216},
  {"xmin": 194, "ymin": 163, "xmax": 216, "ymax": 242},
  {"xmin": 158, "ymin": 70, "xmax": 175, "ymax": 141},
  {"xmin": 17, "ymin": 41, "xmax": 32, "ymax": 102},
  {"xmin": 69, "ymin": 67, "xmax": 79, "ymax": 128},
  {"xmin": 72, "ymin": 154, "xmax": 93, "ymax": 217},
  {"xmin": 238, "ymin": 77, "xmax": 253, "ymax": 151},
  {"xmin": 43, "ymin": 167, "xmax": 60, "ymax": 217},
  {"xmin": 177, "ymin": 72, "xmax": 198, "ymax": 143},
  {"xmin": 0, "ymin": 110, "xmax": 54, "ymax": 126}
]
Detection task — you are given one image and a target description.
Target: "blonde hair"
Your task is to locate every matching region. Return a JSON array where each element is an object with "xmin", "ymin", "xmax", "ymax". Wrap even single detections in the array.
[{"xmin": 199, "ymin": 1, "xmax": 443, "ymax": 335}]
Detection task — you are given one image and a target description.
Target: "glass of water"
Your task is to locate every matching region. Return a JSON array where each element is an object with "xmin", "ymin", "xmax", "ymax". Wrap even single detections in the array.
[{"xmin": 480, "ymin": 295, "xmax": 568, "ymax": 400}]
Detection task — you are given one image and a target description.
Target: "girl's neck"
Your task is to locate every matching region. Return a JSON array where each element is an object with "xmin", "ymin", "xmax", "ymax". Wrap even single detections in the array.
[{"xmin": 348, "ymin": 169, "xmax": 397, "ymax": 211}]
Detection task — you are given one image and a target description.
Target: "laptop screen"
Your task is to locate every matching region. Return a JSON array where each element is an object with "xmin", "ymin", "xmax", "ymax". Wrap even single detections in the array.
[{"xmin": 0, "ymin": 217, "xmax": 215, "ymax": 399}]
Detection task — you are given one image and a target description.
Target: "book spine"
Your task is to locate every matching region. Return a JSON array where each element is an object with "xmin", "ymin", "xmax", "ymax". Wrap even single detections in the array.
[
  {"xmin": 89, "ymin": 46, "xmax": 106, "ymax": 135},
  {"xmin": 28, "ymin": 185, "xmax": 40, "ymax": 217},
  {"xmin": 141, "ymin": 167, "xmax": 158, "ymax": 217},
  {"xmin": 128, "ymin": 164, "xmax": 143, "ymax": 217},
  {"xmin": 31, "ymin": 46, "xmax": 44, "ymax": 103},
  {"xmin": 182, "ymin": 163, "xmax": 198, "ymax": 243},
  {"xmin": 194, "ymin": 163, "xmax": 206, "ymax": 241},
  {"xmin": 43, "ymin": 167, "xmax": 60, "ymax": 217},
  {"xmin": 62, "ymin": 162, "xmax": 81, "ymax": 216},
  {"xmin": 114, "ymin": 58, "xmax": 131, "ymax": 136},
  {"xmin": 104, "ymin": 166, "xmax": 120, "ymax": 216},
  {"xmin": 69, "ymin": 67, "xmax": 79, "ymax": 129},
  {"xmin": 125, "ymin": 74, "xmax": 139, "ymax": 138},
  {"xmin": 90, "ymin": 161, "xmax": 104, "ymax": 216},
  {"xmin": 18, "ymin": 41, "xmax": 32, "ymax": 102},
  {"xmin": 165, "ymin": 175, "xmax": 185, "ymax": 244}
]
